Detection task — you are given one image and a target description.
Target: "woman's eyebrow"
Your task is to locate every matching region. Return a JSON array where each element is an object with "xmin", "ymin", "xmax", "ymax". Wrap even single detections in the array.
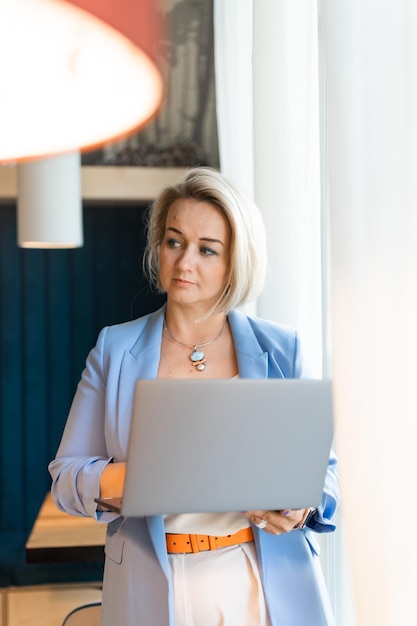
[
  {"xmin": 166, "ymin": 226, "xmax": 224, "ymax": 246},
  {"xmin": 166, "ymin": 226, "xmax": 182, "ymax": 235},
  {"xmin": 200, "ymin": 237, "xmax": 224, "ymax": 246}
]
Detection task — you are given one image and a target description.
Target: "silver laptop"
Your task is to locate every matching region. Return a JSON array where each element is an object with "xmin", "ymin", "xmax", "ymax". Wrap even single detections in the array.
[{"xmin": 95, "ymin": 378, "xmax": 333, "ymax": 517}]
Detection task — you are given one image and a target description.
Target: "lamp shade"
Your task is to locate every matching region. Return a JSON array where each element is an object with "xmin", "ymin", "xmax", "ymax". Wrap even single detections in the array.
[
  {"xmin": 17, "ymin": 152, "xmax": 83, "ymax": 248},
  {"xmin": 0, "ymin": 0, "xmax": 163, "ymax": 164}
]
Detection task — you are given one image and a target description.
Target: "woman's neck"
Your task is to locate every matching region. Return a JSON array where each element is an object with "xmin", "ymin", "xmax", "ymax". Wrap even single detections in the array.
[{"xmin": 164, "ymin": 304, "xmax": 227, "ymax": 346}]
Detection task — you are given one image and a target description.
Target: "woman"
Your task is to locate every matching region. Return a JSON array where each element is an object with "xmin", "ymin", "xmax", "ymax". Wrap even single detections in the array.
[{"xmin": 49, "ymin": 167, "xmax": 339, "ymax": 626}]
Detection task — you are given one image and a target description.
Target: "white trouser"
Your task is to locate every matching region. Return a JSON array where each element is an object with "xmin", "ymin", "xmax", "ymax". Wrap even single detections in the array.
[{"xmin": 168, "ymin": 542, "xmax": 271, "ymax": 626}]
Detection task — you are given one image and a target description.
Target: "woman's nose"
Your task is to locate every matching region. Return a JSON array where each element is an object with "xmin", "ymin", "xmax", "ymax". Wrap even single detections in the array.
[{"xmin": 175, "ymin": 246, "xmax": 195, "ymax": 268}]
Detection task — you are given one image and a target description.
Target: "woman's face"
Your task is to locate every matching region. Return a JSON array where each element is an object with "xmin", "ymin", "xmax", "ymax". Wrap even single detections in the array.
[{"xmin": 159, "ymin": 198, "xmax": 231, "ymax": 311}]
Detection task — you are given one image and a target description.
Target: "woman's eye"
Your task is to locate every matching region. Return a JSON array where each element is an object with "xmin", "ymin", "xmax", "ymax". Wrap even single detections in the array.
[
  {"xmin": 201, "ymin": 246, "xmax": 218, "ymax": 256},
  {"xmin": 167, "ymin": 238, "xmax": 181, "ymax": 248}
]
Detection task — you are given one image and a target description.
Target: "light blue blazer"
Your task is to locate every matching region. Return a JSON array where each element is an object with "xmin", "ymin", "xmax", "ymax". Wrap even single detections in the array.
[{"xmin": 49, "ymin": 305, "xmax": 339, "ymax": 626}]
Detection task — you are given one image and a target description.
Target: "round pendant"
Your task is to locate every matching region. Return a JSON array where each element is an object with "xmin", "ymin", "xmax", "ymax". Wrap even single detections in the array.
[
  {"xmin": 190, "ymin": 350, "xmax": 205, "ymax": 362},
  {"xmin": 196, "ymin": 362, "xmax": 206, "ymax": 371}
]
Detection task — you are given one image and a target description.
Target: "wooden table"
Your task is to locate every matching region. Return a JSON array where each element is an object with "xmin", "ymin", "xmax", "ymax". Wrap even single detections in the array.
[{"xmin": 26, "ymin": 493, "xmax": 107, "ymax": 564}]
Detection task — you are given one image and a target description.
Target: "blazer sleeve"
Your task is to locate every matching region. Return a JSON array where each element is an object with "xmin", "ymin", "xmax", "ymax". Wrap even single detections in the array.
[
  {"xmin": 305, "ymin": 449, "xmax": 339, "ymax": 533},
  {"xmin": 48, "ymin": 327, "xmax": 118, "ymax": 522}
]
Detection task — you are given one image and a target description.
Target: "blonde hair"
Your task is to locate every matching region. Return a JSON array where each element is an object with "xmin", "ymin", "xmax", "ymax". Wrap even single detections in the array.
[{"xmin": 143, "ymin": 167, "xmax": 267, "ymax": 315}]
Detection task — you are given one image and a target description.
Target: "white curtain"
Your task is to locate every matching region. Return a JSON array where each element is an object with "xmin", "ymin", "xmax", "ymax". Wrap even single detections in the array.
[
  {"xmin": 214, "ymin": 0, "xmax": 323, "ymax": 375},
  {"xmin": 323, "ymin": 1, "xmax": 417, "ymax": 624},
  {"xmin": 252, "ymin": 1, "xmax": 323, "ymax": 377},
  {"xmin": 213, "ymin": 0, "xmax": 254, "ymax": 200}
]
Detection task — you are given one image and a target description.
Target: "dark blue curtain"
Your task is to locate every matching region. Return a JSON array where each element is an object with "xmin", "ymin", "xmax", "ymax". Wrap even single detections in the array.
[{"xmin": 0, "ymin": 202, "xmax": 165, "ymax": 585}]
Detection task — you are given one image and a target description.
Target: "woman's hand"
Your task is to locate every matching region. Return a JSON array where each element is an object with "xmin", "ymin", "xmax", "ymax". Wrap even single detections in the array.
[{"xmin": 243, "ymin": 508, "xmax": 309, "ymax": 535}]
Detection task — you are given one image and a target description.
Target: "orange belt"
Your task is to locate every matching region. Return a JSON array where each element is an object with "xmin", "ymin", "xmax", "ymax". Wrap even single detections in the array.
[{"xmin": 166, "ymin": 527, "xmax": 254, "ymax": 554}]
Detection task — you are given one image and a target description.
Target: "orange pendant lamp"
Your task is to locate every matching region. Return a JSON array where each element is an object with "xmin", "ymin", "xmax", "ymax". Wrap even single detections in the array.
[{"xmin": 0, "ymin": 0, "xmax": 164, "ymax": 164}]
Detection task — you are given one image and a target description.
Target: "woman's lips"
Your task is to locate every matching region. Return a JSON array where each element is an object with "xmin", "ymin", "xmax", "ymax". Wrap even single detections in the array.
[{"xmin": 173, "ymin": 278, "xmax": 193, "ymax": 287}]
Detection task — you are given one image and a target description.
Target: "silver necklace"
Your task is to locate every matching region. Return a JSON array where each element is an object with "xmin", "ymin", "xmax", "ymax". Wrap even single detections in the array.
[{"xmin": 163, "ymin": 318, "xmax": 228, "ymax": 371}]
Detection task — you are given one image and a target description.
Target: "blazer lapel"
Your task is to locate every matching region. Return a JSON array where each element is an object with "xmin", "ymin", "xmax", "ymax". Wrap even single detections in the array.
[
  {"xmin": 228, "ymin": 308, "xmax": 269, "ymax": 379},
  {"xmin": 146, "ymin": 515, "xmax": 171, "ymax": 578},
  {"xmin": 116, "ymin": 307, "xmax": 165, "ymax": 454},
  {"xmin": 128, "ymin": 305, "xmax": 166, "ymax": 372}
]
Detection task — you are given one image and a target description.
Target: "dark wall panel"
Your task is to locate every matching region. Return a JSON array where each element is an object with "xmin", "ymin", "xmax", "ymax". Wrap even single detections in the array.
[
  {"xmin": 0, "ymin": 202, "xmax": 165, "ymax": 585},
  {"xmin": 0, "ymin": 207, "xmax": 24, "ymax": 532}
]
